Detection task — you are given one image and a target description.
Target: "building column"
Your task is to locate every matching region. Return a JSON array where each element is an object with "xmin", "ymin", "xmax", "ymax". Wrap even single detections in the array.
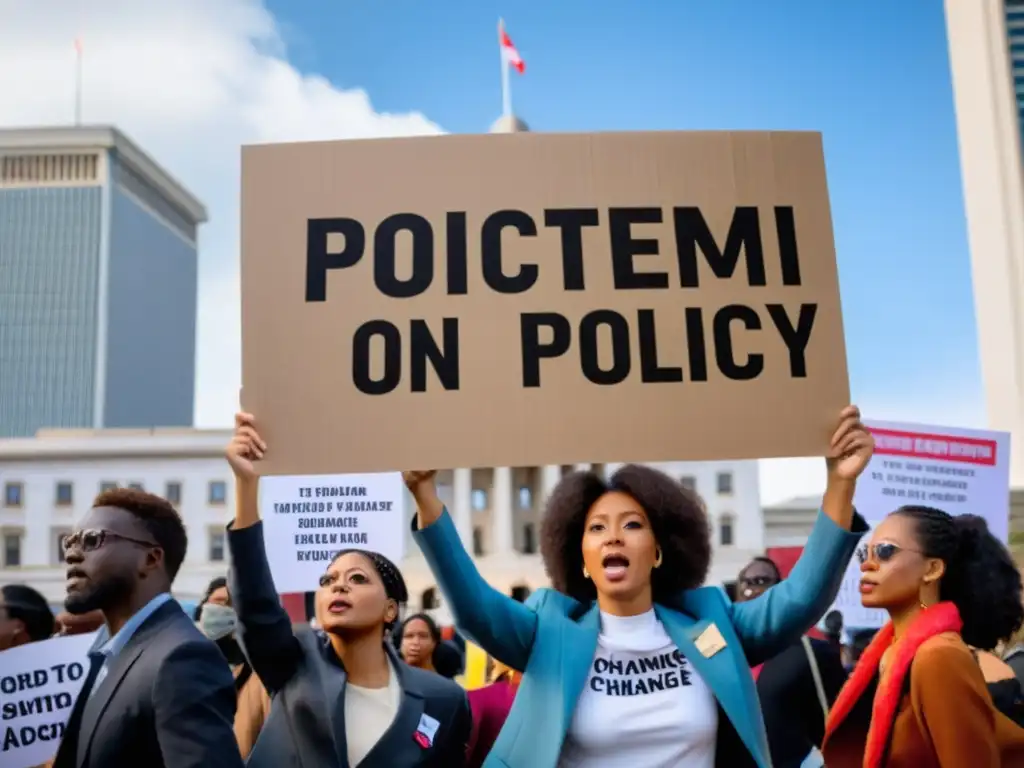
[
  {"xmin": 945, "ymin": 0, "xmax": 1024, "ymax": 487},
  {"xmin": 452, "ymin": 468, "xmax": 473, "ymax": 550},
  {"xmin": 541, "ymin": 465, "xmax": 561, "ymax": 507},
  {"xmin": 492, "ymin": 467, "xmax": 514, "ymax": 554}
]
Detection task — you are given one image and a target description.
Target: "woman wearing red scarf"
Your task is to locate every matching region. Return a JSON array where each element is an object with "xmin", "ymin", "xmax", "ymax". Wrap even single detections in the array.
[{"xmin": 822, "ymin": 507, "xmax": 1024, "ymax": 767}]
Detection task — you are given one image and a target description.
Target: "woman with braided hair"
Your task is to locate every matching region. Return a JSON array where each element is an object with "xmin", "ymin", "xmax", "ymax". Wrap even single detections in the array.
[
  {"xmin": 822, "ymin": 506, "xmax": 1024, "ymax": 767},
  {"xmin": 224, "ymin": 413, "xmax": 472, "ymax": 767}
]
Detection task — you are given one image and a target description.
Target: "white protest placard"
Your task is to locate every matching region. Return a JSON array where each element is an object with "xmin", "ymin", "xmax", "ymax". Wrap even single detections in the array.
[
  {"xmin": 1, "ymin": 631, "xmax": 99, "ymax": 768},
  {"xmin": 258, "ymin": 472, "xmax": 405, "ymax": 593},
  {"xmin": 828, "ymin": 420, "xmax": 1011, "ymax": 628}
]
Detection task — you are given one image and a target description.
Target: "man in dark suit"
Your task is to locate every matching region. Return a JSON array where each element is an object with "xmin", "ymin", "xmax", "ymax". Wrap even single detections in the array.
[
  {"xmin": 736, "ymin": 557, "xmax": 847, "ymax": 768},
  {"xmin": 756, "ymin": 634, "xmax": 847, "ymax": 766},
  {"xmin": 52, "ymin": 488, "xmax": 245, "ymax": 768}
]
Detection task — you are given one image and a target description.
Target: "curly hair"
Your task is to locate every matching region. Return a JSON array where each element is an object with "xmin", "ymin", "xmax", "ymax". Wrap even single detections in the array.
[
  {"xmin": 93, "ymin": 487, "xmax": 188, "ymax": 582},
  {"xmin": 540, "ymin": 465, "xmax": 711, "ymax": 603},
  {"xmin": 894, "ymin": 506, "xmax": 1024, "ymax": 650}
]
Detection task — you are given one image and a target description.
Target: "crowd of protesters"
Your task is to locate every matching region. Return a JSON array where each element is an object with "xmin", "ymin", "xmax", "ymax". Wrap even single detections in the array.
[{"xmin": 2, "ymin": 405, "xmax": 1024, "ymax": 766}]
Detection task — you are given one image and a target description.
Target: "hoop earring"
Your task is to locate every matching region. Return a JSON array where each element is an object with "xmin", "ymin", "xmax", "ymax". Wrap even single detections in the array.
[
  {"xmin": 582, "ymin": 566, "xmax": 590, "ymax": 579},
  {"xmin": 654, "ymin": 548, "xmax": 663, "ymax": 569},
  {"xmin": 919, "ymin": 580, "xmax": 934, "ymax": 611}
]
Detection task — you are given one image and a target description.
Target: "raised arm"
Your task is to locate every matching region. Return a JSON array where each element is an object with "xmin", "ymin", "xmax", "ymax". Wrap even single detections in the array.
[
  {"xmin": 406, "ymin": 472, "xmax": 539, "ymax": 673},
  {"xmin": 225, "ymin": 413, "xmax": 301, "ymax": 693},
  {"xmin": 730, "ymin": 406, "xmax": 872, "ymax": 662}
]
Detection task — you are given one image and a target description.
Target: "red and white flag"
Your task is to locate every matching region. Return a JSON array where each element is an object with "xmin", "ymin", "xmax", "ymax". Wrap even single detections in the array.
[{"xmin": 499, "ymin": 20, "xmax": 525, "ymax": 74}]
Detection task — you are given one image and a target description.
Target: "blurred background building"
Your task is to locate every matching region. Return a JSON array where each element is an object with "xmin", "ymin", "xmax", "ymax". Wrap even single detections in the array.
[
  {"xmin": 945, "ymin": 1, "xmax": 1024, "ymax": 498},
  {"xmin": 944, "ymin": 1, "xmax": 1024, "ymax": 551},
  {"xmin": 0, "ymin": 126, "xmax": 205, "ymax": 439}
]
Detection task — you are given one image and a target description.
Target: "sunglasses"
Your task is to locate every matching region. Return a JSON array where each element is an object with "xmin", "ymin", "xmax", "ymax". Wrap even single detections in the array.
[
  {"xmin": 739, "ymin": 575, "xmax": 778, "ymax": 588},
  {"xmin": 856, "ymin": 542, "xmax": 921, "ymax": 564},
  {"xmin": 61, "ymin": 528, "xmax": 158, "ymax": 555}
]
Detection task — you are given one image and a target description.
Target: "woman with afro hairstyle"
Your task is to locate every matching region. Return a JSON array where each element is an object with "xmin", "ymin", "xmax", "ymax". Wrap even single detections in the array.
[
  {"xmin": 822, "ymin": 508, "xmax": 1024, "ymax": 767},
  {"xmin": 405, "ymin": 405, "xmax": 873, "ymax": 768}
]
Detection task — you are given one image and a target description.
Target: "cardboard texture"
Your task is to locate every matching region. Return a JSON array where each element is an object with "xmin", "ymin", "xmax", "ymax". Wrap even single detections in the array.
[{"xmin": 241, "ymin": 131, "xmax": 849, "ymax": 475}]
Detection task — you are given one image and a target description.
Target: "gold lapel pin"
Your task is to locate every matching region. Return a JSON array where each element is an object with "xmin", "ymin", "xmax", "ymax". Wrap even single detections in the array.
[{"xmin": 694, "ymin": 623, "xmax": 727, "ymax": 659}]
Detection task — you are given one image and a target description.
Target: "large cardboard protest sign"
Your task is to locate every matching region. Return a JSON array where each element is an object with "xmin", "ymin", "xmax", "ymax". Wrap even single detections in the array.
[
  {"xmin": 1, "ymin": 631, "xmax": 99, "ymax": 768},
  {"xmin": 827, "ymin": 421, "xmax": 1011, "ymax": 628},
  {"xmin": 241, "ymin": 131, "xmax": 849, "ymax": 475}
]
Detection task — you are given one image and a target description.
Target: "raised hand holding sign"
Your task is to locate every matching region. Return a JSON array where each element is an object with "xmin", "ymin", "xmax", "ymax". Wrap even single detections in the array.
[
  {"xmin": 226, "ymin": 412, "xmax": 266, "ymax": 482},
  {"xmin": 827, "ymin": 405, "xmax": 875, "ymax": 482}
]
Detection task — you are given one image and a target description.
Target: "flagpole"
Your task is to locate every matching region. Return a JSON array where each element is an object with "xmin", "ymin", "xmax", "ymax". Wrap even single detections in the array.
[
  {"xmin": 74, "ymin": 38, "xmax": 83, "ymax": 126},
  {"xmin": 499, "ymin": 19, "xmax": 512, "ymax": 118}
]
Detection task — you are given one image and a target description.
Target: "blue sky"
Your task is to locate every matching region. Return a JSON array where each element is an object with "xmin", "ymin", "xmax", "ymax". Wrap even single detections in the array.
[{"xmin": 264, "ymin": 0, "xmax": 984, "ymax": 428}]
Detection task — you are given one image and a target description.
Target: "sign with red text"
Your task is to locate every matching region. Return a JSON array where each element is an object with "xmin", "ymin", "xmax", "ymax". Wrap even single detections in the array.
[{"xmin": 828, "ymin": 420, "xmax": 1011, "ymax": 628}]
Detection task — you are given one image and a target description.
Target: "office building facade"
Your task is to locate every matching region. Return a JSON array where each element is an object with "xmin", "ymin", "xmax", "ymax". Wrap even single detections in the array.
[
  {"xmin": 945, "ymin": 1, "xmax": 1024, "ymax": 487},
  {"xmin": 0, "ymin": 126, "xmax": 207, "ymax": 437}
]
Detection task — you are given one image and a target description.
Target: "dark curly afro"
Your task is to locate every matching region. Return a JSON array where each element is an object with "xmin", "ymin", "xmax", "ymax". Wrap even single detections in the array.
[
  {"xmin": 895, "ymin": 506, "xmax": 1024, "ymax": 650},
  {"xmin": 540, "ymin": 464, "xmax": 711, "ymax": 604}
]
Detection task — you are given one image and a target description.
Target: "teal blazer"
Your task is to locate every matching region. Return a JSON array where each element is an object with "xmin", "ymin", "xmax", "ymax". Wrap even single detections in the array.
[{"xmin": 413, "ymin": 508, "xmax": 866, "ymax": 768}]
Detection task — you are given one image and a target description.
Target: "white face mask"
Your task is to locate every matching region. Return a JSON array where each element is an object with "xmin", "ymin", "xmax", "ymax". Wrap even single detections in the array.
[{"xmin": 198, "ymin": 603, "xmax": 238, "ymax": 641}]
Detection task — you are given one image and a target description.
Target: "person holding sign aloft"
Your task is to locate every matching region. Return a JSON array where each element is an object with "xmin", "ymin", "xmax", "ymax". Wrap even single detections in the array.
[
  {"xmin": 821, "ymin": 507, "xmax": 1024, "ymax": 766},
  {"xmin": 402, "ymin": 405, "xmax": 872, "ymax": 768},
  {"xmin": 225, "ymin": 413, "xmax": 472, "ymax": 768}
]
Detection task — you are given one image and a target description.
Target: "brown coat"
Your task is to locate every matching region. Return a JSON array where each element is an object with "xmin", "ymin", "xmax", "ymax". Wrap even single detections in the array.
[{"xmin": 824, "ymin": 603, "xmax": 1024, "ymax": 767}]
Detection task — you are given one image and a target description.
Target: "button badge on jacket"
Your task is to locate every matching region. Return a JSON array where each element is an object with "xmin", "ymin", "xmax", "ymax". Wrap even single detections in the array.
[
  {"xmin": 414, "ymin": 713, "xmax": 440, "ymax": 748},
  {"xmin": 694, "ymin": 623, "xmax": 727, "ymax": 658}
]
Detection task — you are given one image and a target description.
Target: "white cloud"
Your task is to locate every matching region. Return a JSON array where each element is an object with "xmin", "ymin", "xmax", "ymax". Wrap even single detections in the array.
[{"xmin": 0, "ymin": 0, "xmax": 443, "ymax": 427}]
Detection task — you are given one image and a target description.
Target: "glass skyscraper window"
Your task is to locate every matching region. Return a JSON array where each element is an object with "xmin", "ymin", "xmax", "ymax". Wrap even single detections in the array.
[
  {"xmin": 0, "ymin": 127, "xmax": 207, "ymax": 437},
  {"xmin": 944, "ymin": 0, "xmax": 1024, "ymax": 489},
  {"xmin": 1007, "ymin": 1, "xmax": 1024, "ymax": 154}
]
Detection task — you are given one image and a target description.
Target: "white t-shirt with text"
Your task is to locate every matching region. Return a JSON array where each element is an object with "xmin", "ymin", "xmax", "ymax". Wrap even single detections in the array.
[{"xmin": 559, "ymin": 609, "xmax": 718, "ymax": 767}]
